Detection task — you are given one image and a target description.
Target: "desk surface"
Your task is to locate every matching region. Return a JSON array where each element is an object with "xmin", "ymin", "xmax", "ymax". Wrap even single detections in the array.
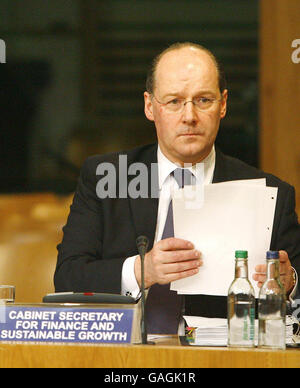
[{"xmin": 0, "ymin": 337, "xmax": 299, "ymax": 368}]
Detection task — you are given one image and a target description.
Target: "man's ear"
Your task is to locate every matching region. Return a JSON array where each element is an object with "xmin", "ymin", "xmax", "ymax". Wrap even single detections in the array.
[
  {"xmin": 144, "ymin": 92, "xmax": 154, "ymax": 121},
  {"xmin": 220, "ymin": 89, "xmax": 228, "ymax": 119}
]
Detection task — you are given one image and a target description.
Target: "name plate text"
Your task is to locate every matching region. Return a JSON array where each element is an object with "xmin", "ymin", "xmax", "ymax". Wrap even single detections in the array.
[{"xmin": 0, "ymin": 305, "xmax": 135, "ymax": 344}]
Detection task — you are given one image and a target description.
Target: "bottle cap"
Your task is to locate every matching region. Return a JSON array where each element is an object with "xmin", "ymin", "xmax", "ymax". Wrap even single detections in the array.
[
  {"xmin": 266, "ymin": 250, "xmax": 279, "ymax": 259},
  {"xmin": 235, "ymin": 250, "xmax": 248, "ymax": 258}
]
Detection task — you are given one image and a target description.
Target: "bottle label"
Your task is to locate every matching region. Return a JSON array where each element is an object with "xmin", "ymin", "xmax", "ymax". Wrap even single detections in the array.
[
  {"xmin": 250, "ymin": 307, "xmax": 255, "ymax": 340},
  {"xmin": 242, "ymin": 307, "xmax": 255, "ymax": 341},
  {"xmin": 243, "ymin": 309, "xmax": 248, "ymax": 340}
]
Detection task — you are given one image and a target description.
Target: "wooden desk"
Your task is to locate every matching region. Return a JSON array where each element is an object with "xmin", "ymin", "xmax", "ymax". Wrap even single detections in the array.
[{"xmin": 0, "ymin": 337, "xmax": 299, "ymax": 368}]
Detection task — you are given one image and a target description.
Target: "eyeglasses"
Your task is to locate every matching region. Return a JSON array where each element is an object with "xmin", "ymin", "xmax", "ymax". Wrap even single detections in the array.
[{"xmin": 153, "ymin": 95, "xmax": 222, "ymax": 113}]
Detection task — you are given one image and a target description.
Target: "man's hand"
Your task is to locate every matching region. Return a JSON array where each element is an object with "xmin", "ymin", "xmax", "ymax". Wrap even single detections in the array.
[
  {"xmin": 252, "ymin": 250, "xmax": 295, "ymax": 293},
  {"xmin": 134, "ymin": 238, "xmax": 203, "ymax": 289}
]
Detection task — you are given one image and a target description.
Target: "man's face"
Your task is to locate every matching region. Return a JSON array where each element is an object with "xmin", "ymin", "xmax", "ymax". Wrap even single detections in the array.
[{"xmin": 144, "ymin": 47, "xmax": 228, "ymax": 165}]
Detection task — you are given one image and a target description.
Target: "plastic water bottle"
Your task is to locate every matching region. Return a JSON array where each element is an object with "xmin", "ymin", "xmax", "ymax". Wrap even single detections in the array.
[
  {"xmin": 227, "ymin": 250, "xmax": 255, "ymax": 347},
  {"xmin": 258, "ymin": 250, "xmax": 286, "ymax": 350}
]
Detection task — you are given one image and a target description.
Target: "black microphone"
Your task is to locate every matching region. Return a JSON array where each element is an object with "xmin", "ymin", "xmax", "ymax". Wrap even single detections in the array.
[
  {"xmin": 136, "ymin": 235, "xmax": 149, "ymax": 256},
  {"xmin": 136, "ymin": 235, "xmax": 149, "ymax": 344}
]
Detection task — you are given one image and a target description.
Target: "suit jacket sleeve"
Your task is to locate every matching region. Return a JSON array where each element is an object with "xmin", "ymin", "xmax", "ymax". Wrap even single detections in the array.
[{"xmin": 54, "ymin": 157, "xmax": 125, "ymax": 293}]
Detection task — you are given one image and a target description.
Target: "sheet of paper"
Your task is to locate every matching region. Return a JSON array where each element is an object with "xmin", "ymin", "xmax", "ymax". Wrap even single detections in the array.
[
  {"xmin": 184, "ymin": 316, "xmax": 227, "ymax": 328},
  {"xmin": 212, "ymin": 178, "xmax": 266, "ymax": 187},
  {"xmin": 171, "ymin": 181, "xmax": 278, "ymax": 297}
]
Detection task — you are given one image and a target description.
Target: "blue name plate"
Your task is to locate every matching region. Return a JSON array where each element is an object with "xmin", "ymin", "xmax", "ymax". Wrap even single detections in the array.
[{"xmin": 0, "ymin": 304, "xmax": 135, "ymax": 344}]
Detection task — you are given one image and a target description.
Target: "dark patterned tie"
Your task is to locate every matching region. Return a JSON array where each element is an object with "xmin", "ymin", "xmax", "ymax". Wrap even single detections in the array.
[{"xmin": 146, "ymin": 168, "xmax": 194, "ymax": 334}]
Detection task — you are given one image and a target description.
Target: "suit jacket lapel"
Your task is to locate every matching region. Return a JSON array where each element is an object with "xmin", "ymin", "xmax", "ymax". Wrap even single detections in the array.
[
  {"xmin": 212, "ymin": 147, "xmax": 231, "ymax": 183},
  {"xmin": 128, "ymin": 144, "xmax": 159, "ymax": 250}
]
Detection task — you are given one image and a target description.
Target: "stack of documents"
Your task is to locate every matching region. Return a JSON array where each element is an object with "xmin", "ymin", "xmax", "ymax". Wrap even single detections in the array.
[
  {"xmin": 184, "ymin": 316, "xmax": 228, "ymax": 346},
  {"xmin": 184, "ymin": 316, "xmax": 297, "ymax": 347},
  {"xmin": 171, "ymin": 179, "xmax": 278, "ymax": 298}
]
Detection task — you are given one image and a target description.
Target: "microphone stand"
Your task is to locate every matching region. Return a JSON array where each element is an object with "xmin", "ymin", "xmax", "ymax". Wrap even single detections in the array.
[
  {"xmin": 140, "ymin": 245, "xmax": 147, "ymax": 344},
  {"xmin": 136, "ymin": 236, "xmax": 150, "ymax": 345}
]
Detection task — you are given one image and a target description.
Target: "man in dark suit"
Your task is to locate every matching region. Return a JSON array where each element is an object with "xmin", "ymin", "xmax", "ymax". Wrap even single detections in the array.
[{"xmin": 54, "ymin": 43, "xmax": 300, "ymax": 332}]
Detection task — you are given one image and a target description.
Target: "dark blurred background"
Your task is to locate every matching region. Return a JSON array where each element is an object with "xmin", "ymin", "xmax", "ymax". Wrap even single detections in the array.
[{"xmin": 0, "ymin": 0, "xmax": 258, "ymax": 195}]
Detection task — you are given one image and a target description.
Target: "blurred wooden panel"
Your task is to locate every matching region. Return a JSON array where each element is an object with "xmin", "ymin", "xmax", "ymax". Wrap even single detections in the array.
[
  {"xmin": 260, "ymin": 0, "xmax": 300, "ymax": 214},
  {"xmin": 0, "ymin": 194, "xmax": 72, "ymax": 303}
]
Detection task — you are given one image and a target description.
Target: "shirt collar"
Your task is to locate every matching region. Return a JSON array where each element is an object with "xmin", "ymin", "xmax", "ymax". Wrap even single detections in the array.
[{"xmin": 157, "ymin": 145, "xmax": 215, "ymax": 190}]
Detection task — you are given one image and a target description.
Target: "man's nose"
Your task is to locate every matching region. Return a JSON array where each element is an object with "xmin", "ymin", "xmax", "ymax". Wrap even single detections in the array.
[{"xmin": 182, "ymin": 101, "xmax": 198, "ymax": 125}]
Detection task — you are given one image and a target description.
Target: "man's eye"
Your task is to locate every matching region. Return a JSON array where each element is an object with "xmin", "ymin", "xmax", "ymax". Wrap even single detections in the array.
[
  {"xmin": 168, "ymin": 99, "xmax": 180, "ymax": 105},
  {"xmin": 198, "ymin": 97, "xmax": 211, "ymax": 103}
]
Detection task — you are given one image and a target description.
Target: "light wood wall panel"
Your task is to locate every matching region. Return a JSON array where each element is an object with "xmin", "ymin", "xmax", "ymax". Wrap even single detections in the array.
[{"xmin": 260, "ymin": 0, "xmax": 300, "ymax": 214}]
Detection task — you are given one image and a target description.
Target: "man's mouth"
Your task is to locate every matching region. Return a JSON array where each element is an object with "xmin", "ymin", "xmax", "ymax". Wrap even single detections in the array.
[{"xmin": 179, "ymin": 132, "xmax": 201, "ymax": 136}]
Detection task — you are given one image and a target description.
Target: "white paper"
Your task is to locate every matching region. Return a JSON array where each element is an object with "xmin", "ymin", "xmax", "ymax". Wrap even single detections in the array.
[
  {"xmin": 171, "ymin": 180, "xmax": 278, "ymax": 297},
  {"xmin": 212, "ymin": 178, "xmax": 266, "ymax": 187},
  {"xmin": 184, "ymin": 316, "xmax": 227, "ymax": 328}
]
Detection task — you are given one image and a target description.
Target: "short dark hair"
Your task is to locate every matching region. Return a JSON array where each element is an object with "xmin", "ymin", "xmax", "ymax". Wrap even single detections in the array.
[{"xmin": 146, "ymin": 42, "xmax": 227, "ymax": 94}]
